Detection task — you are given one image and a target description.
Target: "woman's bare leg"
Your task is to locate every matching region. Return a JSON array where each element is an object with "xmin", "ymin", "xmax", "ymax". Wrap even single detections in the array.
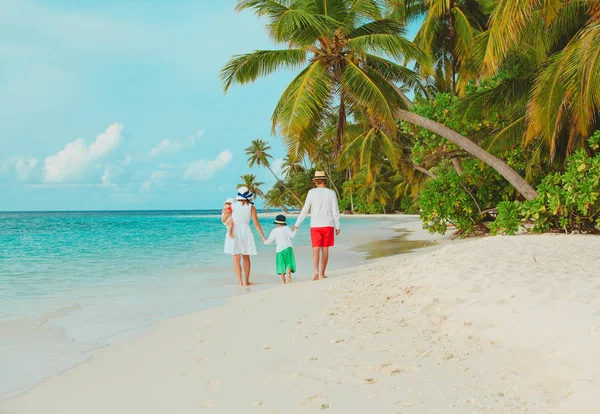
[
  {"xmin": 319, "ymin": 247, "xmax": 329, "ymax": 279},
  {"xmin": 233, "ymin": 255, "xmax": 243, "ymax": 286},
  {"xmin": 242, "ymin": 255, "xmax": 251, "ymax": 286}
]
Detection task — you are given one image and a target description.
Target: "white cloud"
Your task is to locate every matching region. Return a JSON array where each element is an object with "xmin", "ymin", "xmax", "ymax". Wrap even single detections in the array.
[
  {"xmin": 184, "ymin": 150, "xmax": 232, "ymax": 181},
  {"xmin": 2, "ymin": 156, "xmax": 38, "ymax": 182},
  {"xmin": 101, "ymin": 154, "xmax": 132, "ymax": 185},
  {"xmin": 140, "ymin": 170, "xmax": 168, "ymax": 192},
  {"xmin": 44, "ymin": 122, "xmax": 123, "ymax": 183},
  {"xmin": 272, "ymin": 158, "xmax": 284, "ymax": 177},
  {"xmin": 148, "ymin": 130, "xmax": 203, "ymax": 158}
]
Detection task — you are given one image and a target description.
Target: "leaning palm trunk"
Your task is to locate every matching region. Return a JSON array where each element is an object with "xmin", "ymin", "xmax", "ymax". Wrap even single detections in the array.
[
  {"xmin": 324, "ymin": 168, "xmax": 342, "ymax": 200},
  {"xmin": 396, "ymin": 109, "xmax": 538, "ymax": 201},
  {"xmin": 266, "ymin": 165, "xmax": 303, "ymax": 206}
]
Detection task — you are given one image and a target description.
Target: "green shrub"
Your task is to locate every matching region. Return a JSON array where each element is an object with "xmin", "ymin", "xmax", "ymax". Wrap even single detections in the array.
[
  {"xmin": 418, "ymin": 159, "xmax": 515, "ymax": 236},
  {"xmin": 522, "ymin": 150, "xmax": 600, "ymax": 233},
  {"xmin": 399, "ymin": 197, "xmax": 418, "ymax": 214},
  {"xmin": 353, "ymin": 200, "xmax": 384, "ymax": 214},
  {"xmin": 488, "ymin": 201, "xmax": 521, "ymax": 235},
  {"xmin": 493, "ymin": 150, "xmax": 600, "ymax": 234},
  {"xmin": 339, "ymin": 197, "xmax": 352, "ymax": 212}
]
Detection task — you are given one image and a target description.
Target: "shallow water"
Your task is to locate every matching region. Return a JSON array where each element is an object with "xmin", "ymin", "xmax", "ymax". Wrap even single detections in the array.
[
  {"xmin": 0, "ymin": 211, "xmax": 423, "ymax": 398},
  {"xmin": 354, "ymin": 229, "xmax": 436, "ymax": 260}
]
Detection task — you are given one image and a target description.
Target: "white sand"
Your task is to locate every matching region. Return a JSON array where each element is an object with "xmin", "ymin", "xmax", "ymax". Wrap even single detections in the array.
[{"xmin": 2, "ymin": 233, "xmax": 600, "ymax": 413}]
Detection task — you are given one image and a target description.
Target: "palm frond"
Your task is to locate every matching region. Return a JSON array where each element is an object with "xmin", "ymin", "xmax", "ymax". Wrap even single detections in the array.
[
  {"xmin": 482, "ymin": 0, "xmax": 542, "ymax": 74},
  {"xmin": 483, "ymin": 116, "xmax": 526, "ymax": 153},
  {"xmin": 221, "ymin": 49, "xmax": 307, "ymax": 92},
  {"xmin": 341, "ymin": 60, "xmax": 402, "ymax": 132},
  {"xmin": 347, "ymin": 33, "xmax": 431, "ymax": 68},
  {"xmin": 272, "ymin": 61, "xmax": 333, "ymax": 151},
  {"xmin": 365, "ymin": 53, "xmax": 425, "ymax": 93}
]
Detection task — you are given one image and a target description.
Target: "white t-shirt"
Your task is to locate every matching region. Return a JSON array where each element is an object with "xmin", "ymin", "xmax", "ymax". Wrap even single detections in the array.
[
  {"xmin": 294, "ymin": 187, "xmax": 341, "ymax": 229},
  {"xmin": 264, "ymin": 226, "xmax": 298, "ymax": 252}
]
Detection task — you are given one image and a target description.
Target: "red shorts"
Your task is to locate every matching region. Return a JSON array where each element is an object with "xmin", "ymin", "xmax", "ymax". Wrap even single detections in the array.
[{"xmin": 310, "ymin": 227, "xmax": 335, "ymax": 248}]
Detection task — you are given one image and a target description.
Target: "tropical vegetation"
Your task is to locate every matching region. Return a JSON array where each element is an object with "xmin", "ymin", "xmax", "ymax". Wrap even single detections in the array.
[{"xmin": 223, "ymin": 0, "xmax": 600, "ymax": 235}]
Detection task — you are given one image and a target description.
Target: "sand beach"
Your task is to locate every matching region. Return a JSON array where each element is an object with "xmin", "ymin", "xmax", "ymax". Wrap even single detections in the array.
[{"xmin": 2, "ymin": 222, "xmax": 599, "ymax": 414}]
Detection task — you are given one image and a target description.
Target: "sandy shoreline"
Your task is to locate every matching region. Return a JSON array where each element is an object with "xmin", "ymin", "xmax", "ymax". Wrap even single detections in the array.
[{"xmin": 3, "ymin": 227, "xmax": 600, "ymax": 413}]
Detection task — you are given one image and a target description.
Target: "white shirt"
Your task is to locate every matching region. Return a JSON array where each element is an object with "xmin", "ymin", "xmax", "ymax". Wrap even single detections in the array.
[
  {"xmin": 294, "ymin": 187, "xmax": 341, "ymax": 229},
  {"xmin": 264, "ymin": 226, "xmax": 297, "ymax": 252}
]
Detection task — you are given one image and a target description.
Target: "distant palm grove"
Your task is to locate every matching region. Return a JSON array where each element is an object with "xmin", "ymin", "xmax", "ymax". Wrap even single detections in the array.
[{"xmin": 222, "ymin": 0, "xmax": 600, "ymax": 236}]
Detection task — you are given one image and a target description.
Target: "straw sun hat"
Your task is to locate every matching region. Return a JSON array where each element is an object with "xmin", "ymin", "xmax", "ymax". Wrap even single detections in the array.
[{"xmin": 312, "ymin": 171, "xmax": 328, "ymax": 181}]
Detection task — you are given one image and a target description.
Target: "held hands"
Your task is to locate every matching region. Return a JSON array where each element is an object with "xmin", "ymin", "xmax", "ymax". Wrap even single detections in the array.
[
  {"xmin": 292, "ymin": 226, "xmax": 298, "ymax": 231},
  {"xmin": 335, "ymin": 228, "xmax": 341, "ymax": 236}
]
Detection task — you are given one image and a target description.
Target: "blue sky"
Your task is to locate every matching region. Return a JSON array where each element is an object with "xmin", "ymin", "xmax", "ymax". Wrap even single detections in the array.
[{"xmin": 0, "ymin": 0, "xmax": 418, "ymax": 211}]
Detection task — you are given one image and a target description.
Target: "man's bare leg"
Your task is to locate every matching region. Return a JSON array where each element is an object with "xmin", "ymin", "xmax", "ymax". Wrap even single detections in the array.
[
  {"xmin": 233, "ymin": 254, "xmax": 243, "ymax": 286},
  {"xmin": 312, "ymin": 247, "xmax": 320, "ymax": 281},
  {"xmin": 242, "ymin": 254, "xmax": 252, "ymax": 286},
  {"xmin": 319, "ymin": 247, "xmax": 329, "ymax": 279}
]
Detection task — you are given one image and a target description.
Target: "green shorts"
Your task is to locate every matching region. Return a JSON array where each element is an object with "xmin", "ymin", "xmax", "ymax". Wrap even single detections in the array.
[{"xmin": 275, "ymin": 247, "xmax": 296, "ymax": 275}]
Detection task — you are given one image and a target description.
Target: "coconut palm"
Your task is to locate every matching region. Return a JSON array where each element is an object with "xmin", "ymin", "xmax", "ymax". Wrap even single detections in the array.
[
  {"xmin": 357, "ymin": 172, "xmax": 393, "ymax": 213},
  {"xmin": 245, "ymin": 139, "xmax": 303, "ymax": 204},
  {"xmin": 239, "ymin": 174, "xmax": 266, "ymax": 199},
  {"xmin": 457, "ymin": 0, "xmax": 600, "ymax": 162},
  {"xmin": 341, "ymin": 121, "xmax": 398, "ymax": 179},
  {"xmin": 223, "ymin": 0, "xmax": 429, "ymax": 158},
  {"xmin": 223, "ymin": 0, "xmax": 538, "ymax": 200},
  {"xmin": 280, "ymin": 155, "xmax": 305, "ymax": 178},
  {"xmin": 390, "ymin": 0, "xmax": 489, "ymax": 95}
]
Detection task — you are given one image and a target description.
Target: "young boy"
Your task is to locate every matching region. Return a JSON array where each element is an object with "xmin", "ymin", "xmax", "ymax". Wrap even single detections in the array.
[
  {"xmin": 263, "ymin": 215, "xmax": 297, "ymax": 283},
  {"xmin": 221, "ymin": 198, "xmax": 235, "ymax": 239}
]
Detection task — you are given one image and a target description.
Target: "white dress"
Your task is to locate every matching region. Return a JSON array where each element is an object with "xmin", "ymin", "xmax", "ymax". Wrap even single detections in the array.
[{"xmin": 223, "ymin": 202, "xmax": 257, "ymax": 255}]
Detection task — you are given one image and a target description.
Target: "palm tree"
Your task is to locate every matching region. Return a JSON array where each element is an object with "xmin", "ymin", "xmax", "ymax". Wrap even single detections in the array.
[
  {"xmin": 239, "ymin": 174, "xmax": 266, "ymax": 199},
  {"xmin": 341, "ymin": 121, "xmax": 398, "ymax": 179},
  {"xmin": 458, "ymin": 0, "xmax": 600, "ymax": 163},
  {"xmin": 244, "ymin": 139, "xmax": 303, "ymax": 204},
  {"xmin": 280, "ymin": 155, "xmax": 305, "ymax": 178},
  {"xmin": 357, "ymin": 172, "xmax": 393, "ymax": 213},
  {"xmin": 222, "ymin": 0, "xmax": 538, "ymax": 200},
  {"xmin": 223, "ymin": 0, "xmax": 429, "ymax": 158},
  {"xmin": 390, "ymin": 0, "xmax": 489, "ymax": 95}
]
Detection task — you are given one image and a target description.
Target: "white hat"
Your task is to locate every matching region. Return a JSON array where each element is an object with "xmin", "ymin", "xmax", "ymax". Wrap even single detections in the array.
[
  {"xmin": 236, "ymin": 186, "xmax": 255, "ymax": 202},
  {"xmin": 224, "ymin": 198, "xmax": 234, "ymax": 204}
]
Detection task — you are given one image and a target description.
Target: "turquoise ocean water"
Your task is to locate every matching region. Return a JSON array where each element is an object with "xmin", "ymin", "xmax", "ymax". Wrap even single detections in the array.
[{"xmin": 0, "ymin": 211, "xmax": 403, "ymax": 399}]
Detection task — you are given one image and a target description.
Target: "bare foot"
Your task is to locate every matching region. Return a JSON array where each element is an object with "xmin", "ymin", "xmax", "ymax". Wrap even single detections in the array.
[
  {"xmin": 287, "ymin": 276, "xmax": 292, "ymax": 283},
  {"xmin": 319, "ymin": 274, "xmax": 327, "ymax": 280},
  {"xmin": 313, "ymin": 272, "xmax": 319, "ymax": 281}
]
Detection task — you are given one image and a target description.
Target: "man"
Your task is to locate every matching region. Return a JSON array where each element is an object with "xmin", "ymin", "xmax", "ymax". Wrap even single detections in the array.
[{"xmin": 293, "ymin": 171, "xmax": 341, "ymax": 281}]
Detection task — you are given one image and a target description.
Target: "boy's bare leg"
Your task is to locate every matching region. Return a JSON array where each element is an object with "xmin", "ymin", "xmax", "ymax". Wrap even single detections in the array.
[
  {"xmin": 233, "ymin": 255, "xmax": 243, "ymax": 286},
  {"xmin": 319, "ymin": 247, "xmax": 329, "ymax": 279},
  {"xmin": 312, "ymin": 247, "xmax": 320, "ymax": 280},
  {"xmin": 280, "ymin": 273, "xmax": 286, "ymax": 284},
  {"xmin": 242, "ymin": 254, "xmax": 252, "ymax": 286},
  {"xmin": 286, "ymin": 269, "xmax": 292, "ymax": 283}
]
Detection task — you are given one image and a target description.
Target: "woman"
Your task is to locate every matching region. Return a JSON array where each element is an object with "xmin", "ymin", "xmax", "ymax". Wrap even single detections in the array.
[{"xmin": 223, "ymin": 186, "xmax": 266, "ymax": 286}]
